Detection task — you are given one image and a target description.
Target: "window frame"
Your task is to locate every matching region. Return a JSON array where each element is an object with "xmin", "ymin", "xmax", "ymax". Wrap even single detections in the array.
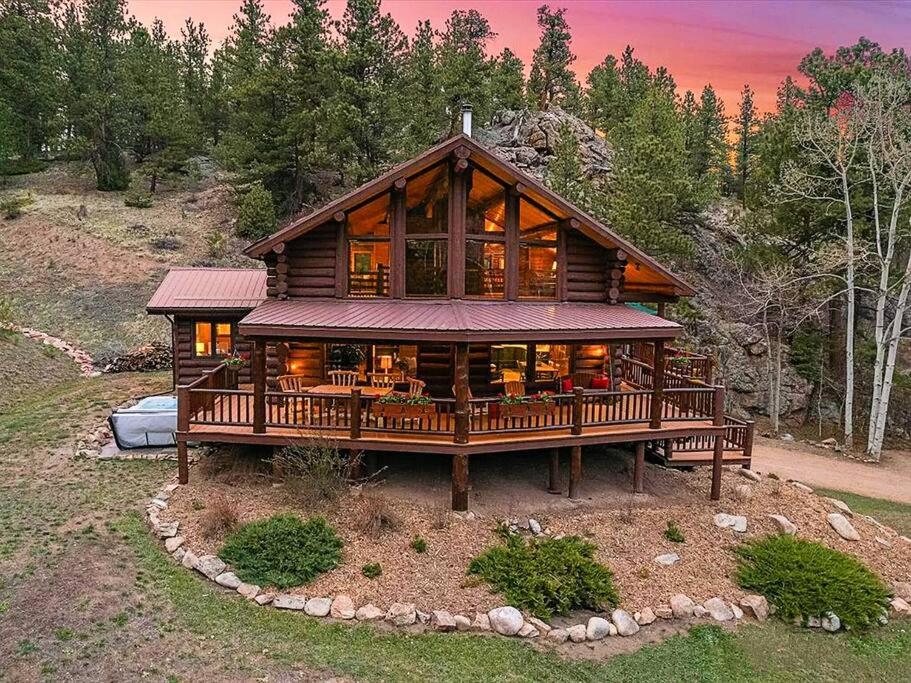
[
  {"xmin": 345, "ymin": 192, "xmax": 392, "ymax": 299},
  {"xmin": 192, "ymin": 320, "xmax": 236, "ymax": 359},
  {"xmin": 517, "ymin": 195, "xmax": 561, "ymax": 301},
  {"xmin": 404, "ymin": 162, "xmax": 451, "ymax": 298},
  {"xmin": 465, "ymin": 166, "xmax": 508, "ymax": 300}
]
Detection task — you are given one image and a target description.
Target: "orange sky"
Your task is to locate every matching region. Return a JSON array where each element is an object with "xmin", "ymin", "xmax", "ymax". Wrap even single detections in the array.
[{"xmin": 129, "ymin": 0, "xmax": 911, "ymax": 114}]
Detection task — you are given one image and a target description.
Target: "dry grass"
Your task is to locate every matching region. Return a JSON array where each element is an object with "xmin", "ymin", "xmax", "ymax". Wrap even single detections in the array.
[
  {"xmin": 200, "ymin": 496, "xmax": 239, "ymax": 540},
  {"xmin": 274, "ymin": 441, "xmax": 350, "ymax": 509},
  {"xmin": 355, "ymin": 495, "xmax": 402, "ymax": 538}
]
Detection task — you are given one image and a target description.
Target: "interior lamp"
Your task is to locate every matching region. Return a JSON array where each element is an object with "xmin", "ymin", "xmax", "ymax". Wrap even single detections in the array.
[{"xmin": 378, "ymin": 355, "xmax": 393, "ymax": 372}]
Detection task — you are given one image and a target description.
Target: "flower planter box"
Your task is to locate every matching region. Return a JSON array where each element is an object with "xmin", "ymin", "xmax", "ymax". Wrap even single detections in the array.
[
  {"xmin": 373, "ymin": 403, "xmax": 436, "ymax": 419},
  {"xmin": 500, "ymin": 402, "xmax": 556, "ymax": 419}
]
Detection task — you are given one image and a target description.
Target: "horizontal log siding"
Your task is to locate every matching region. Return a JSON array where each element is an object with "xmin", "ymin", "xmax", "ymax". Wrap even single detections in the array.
[
  {"xmin": 283, "ymin": 223, "xmax": 337, "ymax": 297},
  {"xmin": 174, "ymin": 316, "xmax": 252, "ymax": 385},
  {"xmin": 573, "ymin": 344, "xmax": 607, "ymax": 374},
  {"xmin": 565, "ymin": 231, "xmax": 609, "ymax": 303}
]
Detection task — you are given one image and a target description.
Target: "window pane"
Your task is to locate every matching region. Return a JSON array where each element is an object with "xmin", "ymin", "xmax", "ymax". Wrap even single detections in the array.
[
  {"xmin": 215, "ymin": 323, "xmax": 232, "ymax": 355},
  {"xmin": 467, "ymin": 171, "xmax": 506, "ymax": 235},
  {"xmin": 519, "ymin": 197, "xmax": 558, "ymax": 241},
  {"xmin": 491, "ymin": 344, "xmax": 528, "ymax": 383},
  {"xmin": 519, "ymin": 245, "xmax": 558, "ymax": 298},
  {"xmin": 406, "ymin": 239, "xmax": 447, "ymax": 296},
  {"xmin": 465, "ymin": 241, "xmax": 505, "ymax": 298},
  {"xmin": 348, "ymin": 240, "xmax": 390, "ymax": 297},
  {"xmin": 406, "ymin": 164, "xmax": 449, "ymax": 234},
  {"xmin": 348, "ymin": 193, "xmax": 391, "ymax": 237},
  {"xmin": 194, "ymin": 322, "xmax": 212, "ymax": 356},
  {"xmin": 536, "ymin": 344, "xmax": 569, "ymax": 380}
]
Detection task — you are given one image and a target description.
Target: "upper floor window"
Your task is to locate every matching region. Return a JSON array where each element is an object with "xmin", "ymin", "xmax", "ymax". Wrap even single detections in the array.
[
  {"xmin": 406, "ymin": 164, "xmax": 449, "ymax": 296},
  {"xmin": 465, "ymin": 169, "xmax": 506, "ymax": 298},
  {"xmin": 348, "ymin": 193, "xmax": 390, "ymax": 297},
  {"xmin": 519, "ymin": 198, "xmax": 559, "ymax": 299},
  {"xmin": 194, "ymin": 321, "xmax": 233, "ymax": 357}
]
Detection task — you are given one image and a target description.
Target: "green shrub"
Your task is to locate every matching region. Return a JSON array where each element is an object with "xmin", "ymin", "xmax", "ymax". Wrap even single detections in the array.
[
  {"xmin": 734, "ymin": 535, "xmax": 891, "ymax": 631},
  {"xmin": 411, "ymin": 536, "xmax": 427, "ymax": 553},
  {"xmin": 1, "ymin": 192, "xmax": 33, "ymax": 219},
  {"xmin": 236, "ymin": 181, "xmax": 276, "ymax": 240},
  {"xmin": 664, "ymin": 520, "xmax": 685, "ymax": 543},
  {"xmin": 0, "ymin": 158, "xmax": 47, "ymax": 176},
  {"xmin": 220, "ymin": 514, "xmax": 342, "ymax": 589},
  {"xmin": 468, "ymin": 531, "xmax": 619, "ymax": 619},
  {"xmin": 124, "ymin": 189, "xmax": 153, "ymax": 208},
  {"xmin": 362, "ymin": 562, "xmax": 382, "ymax": 579}
]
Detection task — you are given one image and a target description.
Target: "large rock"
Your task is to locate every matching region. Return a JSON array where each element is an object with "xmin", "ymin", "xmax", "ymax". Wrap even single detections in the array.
[
  {"xmin": 767, "ymin": 514, "xmax": 797, "ymax": 535},
  {"xmin": 517, "ymin": 622, "xmax": 540, "ymax": 638},
  {"xmin": 611, "ymin": 609, "xmax": 640, "ymax": 636},
  {"xmin": 827, "ymin": 513, "xmax": 860, "ymax": 541},
  {"xmin": 891, "ymin": 598, "xmax": 911, "ymax": 617},
  {"xmin": 655, "ymin": 553, "xmax": 680, "ymax": 566},
  {"xmin": 893, "ymin": 582, "xmax": 911, "ymax": 602},
  {"xmin": 164, "ymin": 536, "xmax": 185, "ymax": 553},
  {"xmin": 586, "ymin": 616, "xmax": 612, "ymax": 641},
  {"xmin": 237, "ymin": 582, "xmax": 260, "ymax": 599},
  {"xmin": 488, "ymin": 606, "xmax": 524, "ymax": 636},
  {"xmin": 305, "ymin": 597, "xmax": 332, "ymax": 617},
  {"xmin": 739, "ymin": 595, "xmax": 769, "ymax": 622},
  {"xmin": 714, "ymin": 513, "xmax": 748, "ymax": 533},
  {"xmin": 821, "ymin": 612, "xmax": 841, "ymax": 632},
  {"xmin": 703, "ymin": 598, "xmax": 734, "ymax": 621},
  {"xmin": 454, "ymin": 615, "xmax": 472, "ymax": 631},
  {"xmin": 548, "ymin": 628, "xmax": 569, "ymax": 643},
  {"xmin": 637, "ymin": 607, "xmax": 656, "ymax": 625},
  {"xmin": 273, "ymin": 595, "xmax": 306, "ymax": 611},
  {"xmin": 738, "ymin": 468, "xmax": 761, "ymax": 483},
  {"xmin": 567, "ymin": 624, "xmax": 587, "ymax": 643},
  {"xmin": 431, "ymin": 610, "xmax": 457, "ymax": 632},
  {"xmin": 214, "ymin": 572, "xmax": 242, "ymax": 589},
  {"xmin": 194, "ymin": 555, "xmax": 226, "ymax": 580},
  {"xmin": 828, "ymin": 498, "xmax": 853, "ymax": 517},
  {"xmin": 472, "ymin": 612, "xmax": 491, "ymax": 631},
  {"xmin": 355, "ymin": 604, "xmax": 385, "ymax": 621},
  {"xmin": 670, "ymin": 594, "xmax": 696, "ymax": 618},
  {"xmin": 526, "ymin": 616, "xmax": 551, "ymax": 634},
  {"xmin": 330, "ymin": 594, "xmax": 356, "ymax": 619},
  {"xmin": 386, "ymin": 603, "xmax": 417, "ymax": 626}
]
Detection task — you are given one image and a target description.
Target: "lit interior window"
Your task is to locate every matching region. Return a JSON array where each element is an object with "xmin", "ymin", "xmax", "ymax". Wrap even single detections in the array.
[{"xmin": 194, "ymin": 322, "xmax": 213, "ymax": 356}]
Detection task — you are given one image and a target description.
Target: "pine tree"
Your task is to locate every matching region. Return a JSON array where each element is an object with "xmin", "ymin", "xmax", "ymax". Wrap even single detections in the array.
[
  {"xmin": 179, "ymin": 19, "xmax": 211, "ymax": 143},
  {"xmin": 547, "ymin": 123, "xmax": 591, "ymax": 209},
  {"xmin": 490, "ymin": 48, "xmax": 525, "ymax": 111},
  {"xmin": 527, "ymin": 5, "xmax": 579, "ymax": 111},
  {"xmin": 584, "ymin": 55, "xmax": 620, "ymax": 133},
  {"xmin": 734, "ymin": 84, "xmax": 757, "ymax": 208},
  {"xmin": 437, "ymin": 9, "xmax": 495, "ymax": 135},
  {"xmin": 685, "ymin": 85, "xmax": 729, "ymax": 200},
  {"xmin": 399, "ymin": 20, "xmax": 444, "ymax": 154},
  {"xmin": 0, "ymin": 0, "xmax": 60, "ymax": 161}
]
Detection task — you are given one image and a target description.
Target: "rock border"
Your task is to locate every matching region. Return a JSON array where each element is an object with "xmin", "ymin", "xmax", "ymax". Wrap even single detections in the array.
[
  {"xmin": 145, "ymin": 468, "xmax": 910, "ymax": 643},
  {"xmin": 2, "ymin": 323, "xmax": 97, "ymax": 376}
]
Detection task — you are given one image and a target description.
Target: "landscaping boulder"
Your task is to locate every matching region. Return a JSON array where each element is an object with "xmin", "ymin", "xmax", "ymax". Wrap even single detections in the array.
[
  {"xmin": 527, "ymin": 617, "xmax": 551, "ymax": 634},
  {"xmin": 488, "ymin": 606, "xmax": 524, "ymax": 636},
  {"xmin": 703, "ymin": 598, "xmax": 734, "ymax": 621},
  {"xmin": 827, "ymin": 498, "xmax": 853, "ymax": 517},
  {"xmin": 655, "ymin": 553, "xmax": 680, "ymax": 566},
  {"xmin": 827, "ymin": 513, "xmax": 860, "ymax": 541},
  {"xmin": 731, "ymin": 603, "xmax": 744, "ymax": 619},
  {"xmin": 330, "ymin": 595, "xmax": 356, "ymax": 619},
  {"xmin": 517, "ymin": 622, "xmax": 539, "ymax": 638},
  {"xmin": 431, "ymin": 610, "xmax": 457, "ymax": 632},
  {"xmin": 567, "ymin": 624, "xmax": 587, "ymax": 643},
  {"xmin": 386, "ymin": 603, "xmax": 417, "ymax": 626},
  {"xmin": 472, "ymin": 612, "xmax": 491, "ymax": 631},
  {"xmin": 156, "ymin": 522, "xmax": 179, "ymax": 539},
  {"xmin": 586, "ymin": 617, "xmax": 612, "ymax": 641},
  {"xmin": 714, "ymin": 513, "xmax": 748, "ymax": 533},
  {"xmin": 637, "ymin": 607, "xmax": 656, "ymax": 625},
  {"xmin": 164, "ymin": 536, "xmax": 185, "ymax": 553},
  {"xmin": 891, "ymin": 598, "xmax": 911, "ymax": 618},
  {"xmin": 893, "ymin": 582, "xmax": 911, "ymax": 602},
  {"xmin": 181, "ymin": 550, "xmax": 198, "ymax": 570},
  {"xmin": 821, "ymin": 612, "xmax": 841, "ymax": 632},
  {"xmin": 654, "ymin": 606, "xmax": 673, "ymax": 619},
  {"xmin": 734, "ymin": 484, "xmax": 753, "ymax": 501},
  {"xmin": 792, "ymin": 482, "xmax": 813, "ymax": 493},
  {"xmin": 693, "ymin": 605, "xmax": 709, "ymax": 618},
  {"xmin": 237, "ymin": 582, "xmax": 260, "ymax": 599},
  {"xmin": 194, "ymin": 555, "xmax": 226, "ymax": 581},
  {"xmin": 767, "ymin": 514, "xmax": 797, "ymax": 535},
  {"xmin": 254, "ymin": 593, "xmax": 275, "ymax": 606},
  {"xmin": 548, "ymin": 628, "xmax": 569, "ymax": 643},
  {"xmin": 739, "ymin": 595, "xmax": 769, "ymax": 622},
  {"xmin": 670, "ymin": 594, "xmax": 695, "ymax": 619},
  {"xmin": 738, "ymin": 469, "xmax": 761, "ymax": 483},
  {"xmin": 356, "ymin": 604, "xmax": 385, "ymax": 621},
  {"xmin": 172, "ymin": 548, "xmax": 186, "ymax": 562},
  {"xmin": 528, "ymin": 518, "xmax": 542, "ymax": 535},
  {"xmin": 454, "ymin": 615, "xmax": 472, "ymax": 631},
  {"xmin": 611, "ymin": 609, "xmax": 640, "ymax": 636},
  {"xmin": 273, "ymin": 595, "xmax": 306, "ymax": 611},
  {"xmin": 215, "ymin": 572, "xmax": 242, "ymax": 589}
]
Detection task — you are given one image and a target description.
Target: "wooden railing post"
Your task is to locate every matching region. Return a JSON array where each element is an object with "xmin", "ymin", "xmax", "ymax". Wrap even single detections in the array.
[
  {"xmin": 252, "ymin": 339, "xmax": 266, "ymax": 434},
  {"xmin": 710, "ymin": 384, "xmax": 726, "ymax": 500},
  {"xmin": 571, "ymin": 387, "xmax": 584, "ymax": 435},
  {"xmin": 742, "ymin": 419, "xmax": 755, "ymax": 468},
  {"xmin": 454, "ymin": 343, "xmax": 470, "ymax": 444},
  {"xmin": 649, "ymin": 340, "xmax": 665, "ymax": 429},
  {"xmin": 350, "ymin": 388, "xmax": 362, "ymax": 439},
  {"xmin": 176, "ymin": 384, "xmax": 190, "ymax": 484}
]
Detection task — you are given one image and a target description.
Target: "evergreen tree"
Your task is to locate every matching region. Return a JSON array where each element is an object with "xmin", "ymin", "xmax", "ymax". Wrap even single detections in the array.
[
  {"xmin": 179, "ymin": 19, "xmax": 211, "ymax": 143},
  {"xmin": 59, "ymin": 0, "xmax": 131, "ymax": 191},
  {"xmin": 527, "ymin": 5, "xmax": 579, "ymax": 111},
  {"xmin": 399, "ymin": 20, "xmax": 445, "ymax": 154},
  {"xmin": 686, "ymin": 85, "xmax": 729, "ymax": 200},
  {"xmin": 490, "ymin": 48, "xmax": 525, "ymax": 111},
  {"xmin": 584, "ymin": 55, "xmax": 621, "ymax": 133},
  {"xmin": 734, "ymin": 84, "xmax": 757, "ymax": 208},
  {"xmin": 0, "ymin": 0, "xmax": 59, "ymax": 160},
  {"xmin": 437, "ymin": 9, "xmax": 495, "ymax": 135},
  {"xmin": 547, "ymin": 123, "xmax": 591, "ymax": 209}
]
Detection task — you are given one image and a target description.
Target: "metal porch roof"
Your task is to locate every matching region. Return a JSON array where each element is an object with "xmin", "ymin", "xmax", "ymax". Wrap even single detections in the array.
[{"xmin": 146, "ymin": 268, "xmax": 267, "ymax": 313}]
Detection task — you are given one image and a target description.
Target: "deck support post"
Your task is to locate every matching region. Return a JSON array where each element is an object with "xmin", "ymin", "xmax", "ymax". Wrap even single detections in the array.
[
  {"xmin": 633, "ymin": 441, "xmax": 645, "ymax": 493},
  {"xmin": 568, "ymin": 445, "xmax": 582, "ymax": 499},
  {"xmin": 571, "ymin": 388, "xmax": 584, "ymax": 435},
  {"xmin": 649, "ymin": 339, "xmax": 666, "ymax": 429},
  {"xmin": 454, "ymin": 343, "xmax": 470, "ymax": 445},
  {"xmin": 710, "ymin": 385, "xmax": 726, "ymax": 500},
  {"xmin": 547, "ymin": 448, "xmax": 562, "ymax": 494},
  {"xmin": 350, "ymin": 388, "xmax": 362, "ymax": 440},
  {"xmin": 252, "ymin": 339, "xmax": 266, "ymax": 434},
  {"xmin": 177, "ymin": 439, "xmax": 188, "ymax": 484},
  {"xmin": 452, "ymin": 453, "xmax": 469, "ymax": 511}
]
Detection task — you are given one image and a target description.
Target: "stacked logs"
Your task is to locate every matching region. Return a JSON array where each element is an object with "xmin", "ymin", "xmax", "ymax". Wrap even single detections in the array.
[{"xmin": 605, "ymin": 248, "xmax": 627, "ymax": 305}]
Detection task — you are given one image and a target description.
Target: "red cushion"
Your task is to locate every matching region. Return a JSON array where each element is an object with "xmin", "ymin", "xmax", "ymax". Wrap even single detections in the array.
[
  {"xmin": 590, "ymin": 376, "xmax": 610, "ymax": 390},
  {"xmin": 562, "ymin": 378, "xmax": 574, "ymax": 392}
]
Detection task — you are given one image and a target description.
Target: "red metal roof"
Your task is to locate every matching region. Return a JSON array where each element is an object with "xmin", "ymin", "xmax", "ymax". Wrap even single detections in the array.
[
  {"xmin": 238, "ymin": 299, "xmax": 681, "ymax": 342},
  {"xmin": 147, "ymin": 268, "xmax": 267, "ymax": 313}
]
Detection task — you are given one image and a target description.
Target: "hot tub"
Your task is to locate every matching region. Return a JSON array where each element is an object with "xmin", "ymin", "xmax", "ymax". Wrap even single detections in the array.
[{"xmin": 109, "ymin": 395, "xmax": 178, "ymax": 449}]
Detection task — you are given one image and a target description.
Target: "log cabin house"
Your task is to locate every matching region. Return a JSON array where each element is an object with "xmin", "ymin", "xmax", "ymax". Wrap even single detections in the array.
[{"xmin": 147, "ymin": 127, "xmax": 753, "ymax": 510}]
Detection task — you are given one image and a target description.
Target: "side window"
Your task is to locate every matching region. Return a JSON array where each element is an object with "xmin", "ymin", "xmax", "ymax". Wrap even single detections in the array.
[{"xmin": 193, "ymin": 321, "xmax": 234, "ymax": 357}]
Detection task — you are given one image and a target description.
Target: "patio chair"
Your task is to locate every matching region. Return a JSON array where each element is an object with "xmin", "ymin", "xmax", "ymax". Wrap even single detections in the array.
[
  {"xmin": 277, "ymin": 374, "xmax": 310, "ymax": 393},
  {"xmin": 276, "ymin": 374, "xmax": 312, "ymax": 424},
  {"xmin": 571, "ymin": 371, "xmax": 596, "ymax": 389},
  {"xmin": 406, "ymin": 377, "xmax": 427, "ymax": 396},
  {"xmin": 368, "ymin": 372, "xmax": 397, "ymax": 388},
  {"xmin": 328, "ymin": 370, "xmax": 359, "ymax": 386},
  {"xmin": 504, "ymin": 380, "xmax": 525, "ymax": 396}
]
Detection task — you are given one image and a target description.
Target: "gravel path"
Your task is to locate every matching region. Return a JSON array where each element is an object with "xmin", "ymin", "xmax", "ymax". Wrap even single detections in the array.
[{"xmin": 751, "ymin": 438, "xmax": 911, "ymax": 504}]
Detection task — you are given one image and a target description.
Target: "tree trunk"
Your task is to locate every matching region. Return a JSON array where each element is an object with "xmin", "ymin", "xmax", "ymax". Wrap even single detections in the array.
[{"xmin": 842, "ymin": 171, "xmax": 856, "ymax": 451}]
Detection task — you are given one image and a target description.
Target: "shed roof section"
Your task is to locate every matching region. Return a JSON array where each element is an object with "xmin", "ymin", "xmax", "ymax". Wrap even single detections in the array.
[
  {"xmin": 238, "ymin": 299, "xmax": 681, "ymax": 342},
  {"xmin": 146, "ymin": 268, "xmax": 267, "ymax": 314},
  {"xmin": 244, "ymin": 134, "xmax": 695, "ymax": 298}
]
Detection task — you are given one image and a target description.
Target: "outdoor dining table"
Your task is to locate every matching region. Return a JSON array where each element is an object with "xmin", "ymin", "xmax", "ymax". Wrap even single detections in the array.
[{"xmin": 306, "ymin": 384, "xmax": 393, "ymax": 397}]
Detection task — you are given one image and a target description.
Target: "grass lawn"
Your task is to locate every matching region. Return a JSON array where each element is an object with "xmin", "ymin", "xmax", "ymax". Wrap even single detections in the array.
[{"xmin": 814, "ymin": 487, "xmax": 911, "ymax": 537}]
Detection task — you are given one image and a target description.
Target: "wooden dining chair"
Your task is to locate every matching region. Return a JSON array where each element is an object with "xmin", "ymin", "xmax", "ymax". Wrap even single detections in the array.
[
  {"xmin": 276, "ymin": 375, "xmax": 311, "ymax": 424},
  {"xmin": 328, "ymin": 370, "xmax": 359, "ymax": 386},
  {"xmin": 504, "ymin": 380, "xmax": 525, "ymax": 396},
  {"xmin": 406, "ymin": 377, "xmax": 426, "ymax": 396},
  {"xmin": 571, "ymin": 371, "xmax": 596, "ymax": 390},
  {"xmin": 368, "ymin": 372, "xmax": 397, "ymax": 388},
  {"xmin": 277, "ymin": 375, "xmax": 309, "ymax": 393}
]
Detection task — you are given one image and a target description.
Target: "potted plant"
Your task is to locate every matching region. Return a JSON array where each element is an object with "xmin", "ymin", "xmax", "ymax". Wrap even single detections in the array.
[
  {"xmin": 221, "ymin": 350, "xmax": 248, "ymax": 388},
  {"xmin": 329, "ymin": 344, "xmax": 365, "ymax": 371},
  {"xmin": 373, "ymin": 393, "xmax": 436, "ymax": 418},
  {"xmin": 498, "ymin": 391, "xmax": 556, "ymax": 419}
]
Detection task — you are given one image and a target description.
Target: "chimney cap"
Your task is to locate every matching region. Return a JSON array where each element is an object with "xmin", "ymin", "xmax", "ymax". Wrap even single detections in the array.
[{"xmin": 461, "ymin": 102, "xmax": 473, "ymax": 112}]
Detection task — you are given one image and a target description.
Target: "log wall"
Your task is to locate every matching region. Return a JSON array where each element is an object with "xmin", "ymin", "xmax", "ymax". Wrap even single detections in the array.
[{"xmin": 174, "ymin": 316, "xmax": 252, "ymax": 385}]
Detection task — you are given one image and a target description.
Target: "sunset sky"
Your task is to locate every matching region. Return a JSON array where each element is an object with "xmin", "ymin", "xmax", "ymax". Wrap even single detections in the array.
[{"xmin": 129, "ymin": 0, "xmax": 910, "ymax": 113}]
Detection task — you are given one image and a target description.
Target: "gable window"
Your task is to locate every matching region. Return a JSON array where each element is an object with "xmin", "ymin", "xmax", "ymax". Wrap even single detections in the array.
[
  {"xmin": 406, "ymin": 164, "xmax": 449, "ymax": 297},
  {"xmin": 518, "ymin": 198, "xmax": 559, "ymax": 299},
  {"xmin": 347, "ymin": 193, "xmax": 391, "ymax": 297},
  {"xmin": 465, "ymin": 169, "xmax": 506, "ymax": 298},
  {"xmin": 194, "ymin": 321, "xmax": 233, "ymax": 357}
]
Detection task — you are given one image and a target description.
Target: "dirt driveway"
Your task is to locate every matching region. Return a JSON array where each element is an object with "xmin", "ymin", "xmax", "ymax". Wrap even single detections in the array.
[{"xmin": 750, "ymin": 437, "xmax": 911, "ymax": 504}]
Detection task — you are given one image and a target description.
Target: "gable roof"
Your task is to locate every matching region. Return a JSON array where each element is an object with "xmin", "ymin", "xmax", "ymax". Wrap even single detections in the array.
[
  {"xmin": 146, "ymin": 268, "xmax": 267, "ymax": 314},
  {"xmin": 244, "ymin": 134, "xmax": 695, "ymax": 297}
]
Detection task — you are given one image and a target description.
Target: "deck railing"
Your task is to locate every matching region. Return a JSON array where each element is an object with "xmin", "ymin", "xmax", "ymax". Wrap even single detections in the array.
[{"xmin": 627, "ymin": 341, "xmax": 714, "ymax": 384}]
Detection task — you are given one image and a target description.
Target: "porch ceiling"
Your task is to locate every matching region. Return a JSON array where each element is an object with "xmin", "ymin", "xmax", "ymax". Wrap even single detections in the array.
[{"xmin": 237, "ymin": 298, "xmax": 682, "ymax": 342}]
